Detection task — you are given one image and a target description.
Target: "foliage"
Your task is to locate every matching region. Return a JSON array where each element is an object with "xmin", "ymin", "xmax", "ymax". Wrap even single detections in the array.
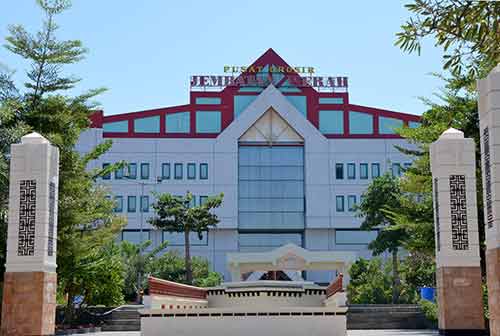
[
  {"xmin": 396, "ymin": 0, "xmax": 500, "ymax": 81},
  {"xmin": 120, "ymin": 239, "xmax": 168, "ymax": 302},
  {"xmin": 146, "ymin": 251, "xmax": 222, "ymax": 288},
  {"xmin": 149, "ymin": 192, "xmax": 223, "ymax": 284},
  {"xmin": 419, "ymin": 299, "xmax": 438, "ymax": 324}
]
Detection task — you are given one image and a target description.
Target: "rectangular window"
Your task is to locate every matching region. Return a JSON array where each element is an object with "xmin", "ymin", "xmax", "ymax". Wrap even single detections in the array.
[
  {"xmin": 196, "ymin": 111, "xmax": 222, "ymax": 133},
  {"xmin": 128, "ymin": 196, "xmax": 137, "ymax": 213},
  {"xmin": 187, "ymin": 163, "xmax": 196, "ymax": 179},
  {"xmin": 200, "ymin": 163, "xmax": 208, "ymax": 180},
  {"xmin": 199, "ymin": 195, "xmax": 208, "ymax": 206},
  {"xmin": 360, "ymin": 163, "xmax": 368, "ymax": 179},
  {"xmin": 166, "ymin": 112, "xmax": 190, "ymax": 133},
  {"xmin": 371, "ymin": 163, "xmax": 380, "ymax": 178},
  {"xmin": 114, "ymin": 196, "xmax": 123, "ymax": 212},
  {"xmin": 141, "ymin": 163, "xmax": 150, "ymax": 180},
  {"xmin": 162, "ymin": 231, "xmax": 208, "ymax": 246},
  {"xmin": 392, "ymin": 163, "xmax": 401, "ymax": 177},
  {"xmin": 134, "ymin": 116, "xmax": 160, "ymax": 133},
  {"xmin": 336, "ymin": 196, "xmax": 345, "ymax": 212},
  {"xmin": 347, "ymin": 163, "xmax": 356, "ymax": 179},
  {"xmin": 195, "ymin": 97, "xmax": 221, "ymax": 105},
  {"xmin": 348, "ymin": 195, "xmax": 357, "ymax": 212},
  {"xmin": 161, "ymin": 163, "xmax": 170, "ymax": 180},
  {"xmin": 335, "ymin": 229, "xmax": 378, "ymax": 245},
  {"xmin": 122, "ymin": 230, "xmax": 150, "ymax": 245},
  {"xmin": 102, "ymin": 163, "xmax": 111, "ymax": 180},
  {"xmin": 115, "ymin": 166, "xmax": 124, "ymax": 179},
  {"xmin": 127, "ymin": 163, "xmax": 137, "ymax": 179},
  {"xmin": 335, "ymin": 163, "xmax": 344, "ymax": 180},
  {"xmin": 319, "ymin": 110, "xmax": 344, "ymax": 134},
  {"xmin": 140, "ymin": 196, "xmax": 149, "ymax": 213},
  {"xmin": 319, "ymin": 97, "xmax": 344, "ymax": 104},
  {"xmin": 174, "ymin": 163, "xmax": 183, "ymax": 179}
]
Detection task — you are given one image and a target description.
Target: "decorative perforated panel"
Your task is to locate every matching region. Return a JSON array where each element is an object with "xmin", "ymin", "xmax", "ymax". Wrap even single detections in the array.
[
  {"xmin": 449, "ymin": 175, "xmax": 469, "ymax": 250},
  {"xmin": 18, "ymin": 180, "xmax": 36, "ymax": 256}
]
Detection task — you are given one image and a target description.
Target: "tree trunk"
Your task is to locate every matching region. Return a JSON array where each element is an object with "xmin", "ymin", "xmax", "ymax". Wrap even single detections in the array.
[
  {"xmin": 184, "ymin": 229, "xmax": 193, "ymax": 284},
  {"xmin": 392, "ymin": 249, "xmax": 400, "ymax": 304}
]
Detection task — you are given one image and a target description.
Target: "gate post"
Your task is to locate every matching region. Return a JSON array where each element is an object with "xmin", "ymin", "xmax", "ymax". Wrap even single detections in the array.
[
  {"xmin": 430, "ymin": 128, "xmax": 485, "ymax": 335},
  {"xmin": 1, "ymin": 133, "xmax": 59, "ymax": 336}
]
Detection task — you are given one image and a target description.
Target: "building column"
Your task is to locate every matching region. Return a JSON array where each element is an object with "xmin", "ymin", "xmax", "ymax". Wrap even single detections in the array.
[
  {"xmin": 1, "ymin": 133, "xmax": 59, "ymax": 336},
  {"xmin": 430, "ymin": 128, "xmax": 485, "ymax": 335},
  {"xmin": 478, "ymin": 64, "xmax": 500, "ymax": 336}
]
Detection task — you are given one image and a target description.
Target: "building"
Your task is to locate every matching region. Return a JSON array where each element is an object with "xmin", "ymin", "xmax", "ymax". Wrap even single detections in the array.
[{"xmin": 76, "ymin": 49, "xmax": 420, "ymax": 284}]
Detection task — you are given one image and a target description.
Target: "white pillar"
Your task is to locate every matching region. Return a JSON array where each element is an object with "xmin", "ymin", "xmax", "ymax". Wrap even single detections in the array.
[
  {"xmin": 1, "ymin": 132, "xmax": 59, "ymax": 336},
  {"xmin": 478, "ymin": 63, "xmax": 500, "ymax": 336},
  {"xmin": 430, "ymin": 128, "xmax": 485, "ymax": 335}
]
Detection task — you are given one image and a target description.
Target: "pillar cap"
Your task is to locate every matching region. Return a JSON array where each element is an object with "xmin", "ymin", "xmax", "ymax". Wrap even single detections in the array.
[
  {"xmin": 438, "ymin": 128, "xmax": 464, "ymax": 140},
  {"xmin": 21, "ymin": 132, "xmax": 50, "ymax": 144}
]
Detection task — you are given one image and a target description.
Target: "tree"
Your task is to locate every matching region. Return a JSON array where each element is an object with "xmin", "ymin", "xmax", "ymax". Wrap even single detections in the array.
[
  {"xmin": 396, "ymin": 0, "xmax": 500, "ymax": 81},
  {"xmin": 149, "ymin": 192, "xmax": 223, "ymax": 284},
  {"xmin": 356, "ymin": 174, "xmax": 407, "ymax": 303}
]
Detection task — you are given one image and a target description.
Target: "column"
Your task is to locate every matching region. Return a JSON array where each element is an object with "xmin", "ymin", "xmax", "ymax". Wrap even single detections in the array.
[
  {"xmin": 430, "ymin": 128, "xmax": 485, "ymax": 335},
  {"xmin": 478, "ymin": 64, "xmax": 500, "ymax": 336},
  {"xmin": 1, "ymin": 133, "xmax": 59, "ymax": 336}
]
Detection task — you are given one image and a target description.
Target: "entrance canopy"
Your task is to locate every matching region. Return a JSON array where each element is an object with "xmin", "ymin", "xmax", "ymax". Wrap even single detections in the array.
[{"xmin": 226, "ymin": 244, "xmax": 357, "ymax": 282}]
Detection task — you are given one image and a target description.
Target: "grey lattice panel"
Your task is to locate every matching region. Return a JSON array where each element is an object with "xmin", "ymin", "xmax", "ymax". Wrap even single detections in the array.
[
  {"xmin": 483, "ymin": 127, "xmax": 493, "ymax": 228},
  {"xmin": 434, "ymin": 178, "xmax": 440, "ymax": 251},
  {"xmin": 48, "ymin": 182, "xmax": 55, "ymax": 256},
  {"xmin": 18, "ymin": 180, "xmax": 36, "ymax": 256},
  {"xmin": 449, "ymin": 175, "xmax": 469, "ymax": 250}
]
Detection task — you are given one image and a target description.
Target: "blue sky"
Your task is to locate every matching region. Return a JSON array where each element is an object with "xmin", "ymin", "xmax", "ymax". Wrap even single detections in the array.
[{"xmin": 0, "ymin": 1, "xmax": 445, "ymax": 116}]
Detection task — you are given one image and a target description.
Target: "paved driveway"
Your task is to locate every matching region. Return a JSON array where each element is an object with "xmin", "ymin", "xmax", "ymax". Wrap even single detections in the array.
[{"xmin": 78, "ymin": 331, "xmax": 439, "ymax": 336}]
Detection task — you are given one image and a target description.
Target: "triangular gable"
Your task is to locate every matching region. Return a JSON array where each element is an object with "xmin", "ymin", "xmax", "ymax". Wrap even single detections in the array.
[{"xmin": 239, "ymin": 108, "xmax": 303, "ymax": 143}]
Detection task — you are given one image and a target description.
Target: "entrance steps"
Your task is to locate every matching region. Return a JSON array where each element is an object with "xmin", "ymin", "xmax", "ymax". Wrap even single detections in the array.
[
  {"xmin": 347, "ymin": 304, "xmax": 430, "ymax": 330},
  {"xmin": 101, "ymin": 305, "xmax": 141, "ymax": 331}
]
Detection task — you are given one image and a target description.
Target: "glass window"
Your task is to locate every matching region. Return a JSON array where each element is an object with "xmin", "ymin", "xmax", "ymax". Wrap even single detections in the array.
[
  {"xmin": 141, "ymin": 163, "xmax": 150, "ymax": 180},
  {"xmin": 360, "ymin": 163, "xmax": 368, "ymax": 179},
  {"xmin": 199, "ymin": 195, "xmax": 208, "ymax": 206},
  {"xmin": 319, "ymin": 110, "xmax": 344, "ymax": 134},
  {"xmin": 187, "ymin": 163, "xmax": 196, "ymax": 179},
  {"xmin": 196, "ymin": 111, "xmax": 221, "ymax": 133},
  {"xmin": 200, "ymin": 163, "xmax": 208, "ymax": 180},
  {"xmin": 166, "ymin": 112, "xmax": 190, "ymax": 133},
  {"xmin": 127, "ymin": 196, "xmax": 137, "ymax": 213},
  {"xmin": 134, "ymin": 116, "xmax": 160, "ymax": 133},
  {"xmin": 196, "ymin": 97, "xmax": 221, "ymax": 105},
  {"xmin": 349, "ymin": 111, "xmax": 373, "ymax": 134},
  {"xmin": 127, "ymin": 163, "xmax": 137, "ymax": 179},
  {"xmin": 379, "ymin": 117, "xmax": 404, "ymax": 134},
  {"xmin": 114, "ymin": 196, "xmax": 123, "ymax": 212},
  {"xmin": 285, "ymin": 96, "xmax": 307, "ymax": 116},
  {"xmin": 371, "ymin": 163, "xmax": 380, "ymax": 178},
  {"xmin": 335, "ymin": 163, "xmax": 344, "ymax": 180},
  {"xmin": 409, "ymin": 121, "xmax": 421, "ymax": 129},
  {"xmin": 347, "ymin": 163, "xmax": 356, "ymax": 179},
  {"xmin": 348, "ymin": 195, "xmax": 357, "ymax": 212},
  {"xmin": 122, "ymin": 230, "xmax": 150, "ymax": 245},
  {"xmin": 163, "ymin": 231, "xmax": 208, "ymax": 246},
  {"xmin": 392, "ymin": 163, "xmax": 401, "ymax": 177},
  {"xmin": 319, "ymin": 97, "xmax": 344, "ymax": 104},
  {"xmin": 162, "ymin": 163, "xmax": 170, "ymax": 180},
  {"xmin": 336, "ymin": 196, "xmax": 345, "ymax": 212},
  {"xmin": 140, "ymin": 196, "xmax": 149, "ymax": 213},
  {"xmin": 335, "ymin": 229, "xmax": 378, "ymax": 245},
  {"xmin": 174, "ymin": 163, "xmax": 183, "ymax": 179},
  {"xmin": 238, "ymin": 233, "xmax": 303, "ymax": 252},
  {"xmin": 103, "ymin": 120, "xmax": 128, "ymax": 133},
  {"xmin": 234, "ymin": 95, "xmax": 258, "ymax": 118},
  {"xmin": 102, "ymin": 163, "xmax": 111, "ymax": 180},
  {"xmin": 115, "ymin": 166, "xmax": 124, "ymax": 179}
]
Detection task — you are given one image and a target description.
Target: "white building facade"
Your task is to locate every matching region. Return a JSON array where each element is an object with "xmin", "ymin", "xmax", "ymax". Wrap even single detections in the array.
[{"xmin": 76, "ymin": 49, "xmax": 420, "ymax": 283}]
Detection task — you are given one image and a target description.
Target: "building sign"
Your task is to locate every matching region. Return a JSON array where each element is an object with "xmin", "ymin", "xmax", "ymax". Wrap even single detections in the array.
[{"xmin": 224, "ymin": 65, "xmax": 315, "ymax": 74}]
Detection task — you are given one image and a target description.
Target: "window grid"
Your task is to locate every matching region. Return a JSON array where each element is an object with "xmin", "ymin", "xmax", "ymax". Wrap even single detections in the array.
[
  {"xmin": 115, "ymin": 166, "xmax": 124, "ymax": 180},
  {"xmin": 114, "ymin": 196, "xmax": 123, "ymax": 212},
  {"xmin": 200, "ymin": 163, "xmax": 208, "ymax": 180},
  {"xmin": 335, "ymin": 163, "xmax": 344, "ymax": 180},
  {"xmin": 336, "ymin": 196, "xmax": 345, "ymax": 212},
  {"xmin": 187, "ymin": 163, "xmax": 196, "ymax": 180},
  {"xmin": 347, "ymin": 163, "xmax": 356, "ymax": 180},
  {"xmin": 360, "ymin": 163, "xmax": 368, "ymax": 179},
  {"xmin": 162, "ymin": 163, "xmax": 171, "ymax": 180},
  {"xmin": 348, "ymin": 195, "xmax": 357, "ymax": 212},
  {"xmin": 127, "ymin": 163, "xmax": 137, "ymax": 179},
  {"xmin": 371, "ymin": 163, "xmax": 380, "ymax": 178},
  {"xmin": 174, "ymin": 163, "xmax": 183, "ymax": 179},
  {"xmin": 140, "ymin": 195, "xmax": 149, "ymax": 213},
  {"xmin": 141, "ymin": 163, "xmax": 150, "ymax": 180},
  {"xmin": 102, "ymin": 163, "xmax": 111, "ymax": 180},
  {"xmin": 128, "ymin": 196, "xmax": 137, "ymax": 213}
]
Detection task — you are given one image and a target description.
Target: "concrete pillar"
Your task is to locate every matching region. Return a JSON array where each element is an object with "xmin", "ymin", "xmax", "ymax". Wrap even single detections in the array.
[
  {"xmin": 1, "ymin": 133, "xmax": 59, "ymax": 336},
  {"xmin": 430, "ymin": 128, "xmax": 485, "ymax": 335},
  {"xmin": 478, "ymin": 64, "xmax": 500, "ymax": 336}
]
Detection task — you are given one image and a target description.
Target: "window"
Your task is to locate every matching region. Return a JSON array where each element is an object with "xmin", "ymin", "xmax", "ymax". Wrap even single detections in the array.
[
  {"xmin": 238, "ymin": 233, "xmax": 303, "ymax": 252},
  {"xmin": 349, "ymin": 111, "xmax": 373, "ymax": 134},
  {"xmin": 371, "ymin": 163, "xmax": 380, "ymax": 178},
  {"xmin": 141, "ymin": 163, "xmax": 150, "ymax": 180},
  {"xmin": 174, "ymin": 163, "xmax": 183, "ymax": 179},
  {"xmin": 126, "ymin": 163, "xmax": 137, "ymax": 179},
  {"xmin": 187, "ymin": 163, "xmax": 196, "ymax": 179},
  {"xmin": 166, "ymin": 112, "xmax": 190, "ymax": 133},
  {"xmin": 127, "ymin": 196, "xmax": 137, "ymax": 212},
  {"xmin": 319, "ymin": 97, "xmax": 344, "ymax": 104},
  {"xmin": 200, "ymin": 163, "xmax": 208, "ymax": 180},
  {"xmin": 392, "ymin": 163, "xmax": 401, "ymax": 177},
  {"xmin": 196, "ymin": 97, "xmax": 221, "ymax": 105},
  {"xmin": 163, "ymin": 231, "xmax": 208, "ymax": 246},
  {"xmin": 115, "ymin": 166, "xmax": 124, "ymax": 179},
  {"xmin": 234, "ymin": 95, "xmax": 258, "ymax": 118},
  {"xmin": 348, "ymin": 195, "xmax": 357, "ymax": 212},
  {"xmin": 379, "ymin": 117, "xmax": 404, "ymax": 134},
  {"xmin": 102, "ymin": 163, "xmax": 111, "ymax": 180},
  {"xmin": 335, "ymin": 163, "xmax": 344, "ymax": 180},
  {"xmin": 103, "ymin": 120, "xmax": 128, "ymax": 133},
  {"xmin": 285, "ymin": 96, "xmax": 307, "ymax": 116},
  {"xmin": 199, "ymin": 195, "xmax": 208, "ymax": 205},
  {"xmin": 319, "ymin": 110, "xmax": 343, "ymax": 134},
  {"xmin": 409, "ymin": 121, "xmax": 421, "ymax": 129},
  {"xmin": 134, "ymin": 116, "xmax": 160, "ymax": 133},
  {"xmin": 140, "ymin": 196, "xmax": 149, "ymax": 213},
  {"xmin": 161, "ymin": 163, "xmax": 170, "ymax": 180},
  {"xmin": 335, "ymin": 229, "xmax": 378, "ymax": 245},
  {"xmin": 122, "ymin": 230, "xmax": 150, "ymax": 245},
  {"xmin": 336, "ymin": 196, "xmax": 345, "ymax": 212},
  {"xmin": 360, "ymin": 163, "xmax": 368, "ymax": 179},
  {"xmin": 347, "ymin": 163, "xmax": 356, "ymax": 179},
  {"xmin": 196, "ymin": 111, "xmax": 222, "ymax": 133},
  {"xmin": 114, "ymin": 196, "xmax": 123, "ymax": 212}
]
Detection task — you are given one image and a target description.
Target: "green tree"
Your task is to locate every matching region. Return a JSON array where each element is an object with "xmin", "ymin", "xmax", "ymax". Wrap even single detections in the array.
[
  {"xmin": 348, "ymin": 258, "xmax": 393, "ymax": 304},
  {"xmin": 149, "ymin": 192, "xmax": 223, "ymax": 284},
  {"xmin": 357, "ymin": 174, "xmax": 407, "ymax": 303},
  {"xmin": 396, "ymin": 0, "xmax": 500, "ymax": 81},
  {"xmin": 120, "ymin": 239, "xmax": 169, "ymax": 302}
]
